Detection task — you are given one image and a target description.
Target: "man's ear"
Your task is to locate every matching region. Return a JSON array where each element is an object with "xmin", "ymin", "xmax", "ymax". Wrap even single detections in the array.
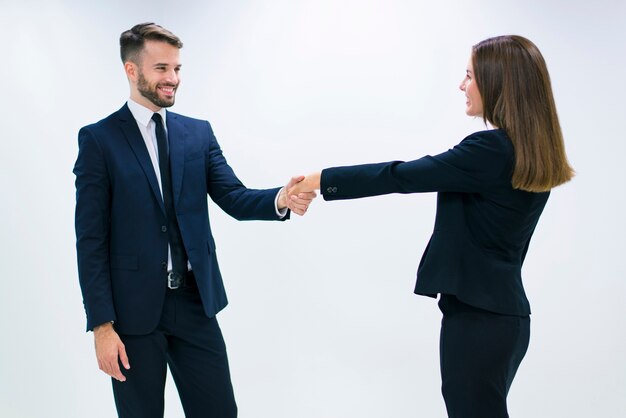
[{"xmin": 124, "ymin": 61, "xmax": 138, "ymax": 81}]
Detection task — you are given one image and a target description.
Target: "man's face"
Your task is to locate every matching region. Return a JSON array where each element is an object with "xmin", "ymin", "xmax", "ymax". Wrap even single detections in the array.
[{"xmin": 129, "ymin": 40, "xmax": 181, "ymax": 111}]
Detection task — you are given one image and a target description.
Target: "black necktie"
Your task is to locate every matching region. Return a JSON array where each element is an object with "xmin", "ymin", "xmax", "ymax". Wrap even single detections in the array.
[{"xmin": 152, "ymin": 113, "xmax": 188, "ymax": 275}]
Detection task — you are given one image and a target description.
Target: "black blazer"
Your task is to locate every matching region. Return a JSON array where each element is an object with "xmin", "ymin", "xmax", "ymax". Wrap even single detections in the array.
[
  {"xmin": 74, "ymin": 104, "xmax": 286, "ymax": 333},
  {"xmin": 320, "ymin": 129, "xmax": 549, "ymax": 315}
]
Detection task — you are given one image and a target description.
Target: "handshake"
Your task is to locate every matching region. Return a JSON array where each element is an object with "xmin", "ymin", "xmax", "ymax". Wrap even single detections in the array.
[{"xmin": 279, "ymin": 172, "xmax": 322, "ymax": 216}]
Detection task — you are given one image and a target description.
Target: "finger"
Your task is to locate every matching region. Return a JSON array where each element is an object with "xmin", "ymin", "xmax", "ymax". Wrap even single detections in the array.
[
  {"xmin": 119, "ymin": 345, "xmax": 131, "ymax": 370},
  {"xmin": 290, "ymin": 195, "xmax": 314, "ymax": 206},
  {"xmin": 298, "ymin": 192, "xmax": 317, "ymax": 199},
  {"xmin": 109, "ymin": 359, "xmax": 126, "ymax": 382},
  {"xmin": 292, "ymin": 196, "xmax": 316, "ymax": 204},
  {"xmin": 99, "ymin": 355, "xmax": 115, "ymax": 378},
  {"xmin": 286, "ymin": 175, "xmax": 305, "ymax": 189},
  {"xmin": 97, "ymin": 353, "xmax": 111, "ymax": 374},
  {"xmin": 290, "ymin": 203, "xmax": 308, "ymax": 216},
  {"xmin": 286, "ymin": 202, "xmax": 303, "ymax": 214},
  {"xmin": 99, "ymin": 348, "xmax": 125, "ymax": 381},
  {"xmin": 289, "ymin": 200, "xmax": 310, "ymax": 210},
  {"xmin": 288, "ymin": 198, "xmax": 305, "ymax": 211},
  {"xmin": 99, "ymin": 359, "xmax": 113, "ymax": 377},
  {"xmin": 285, "ymin": 197, "xmax": 302, "ymax": 212}
]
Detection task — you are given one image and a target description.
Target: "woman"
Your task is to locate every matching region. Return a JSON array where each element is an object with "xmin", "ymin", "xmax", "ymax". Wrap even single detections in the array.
[{"xmin": 289, "ymin": 35, "xmax": 574, "ymax": 417}]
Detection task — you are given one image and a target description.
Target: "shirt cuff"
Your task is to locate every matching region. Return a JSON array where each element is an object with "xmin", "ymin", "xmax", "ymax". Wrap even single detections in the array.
[{"xmin": 275, "ymin": 187, "xmax": 288, "ymax": 218}]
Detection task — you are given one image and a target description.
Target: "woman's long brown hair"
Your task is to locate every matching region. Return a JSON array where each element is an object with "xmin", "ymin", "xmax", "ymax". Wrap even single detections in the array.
[{"xmin": 472, "ymin": 35, "xmax": 574, "ymax": 192}]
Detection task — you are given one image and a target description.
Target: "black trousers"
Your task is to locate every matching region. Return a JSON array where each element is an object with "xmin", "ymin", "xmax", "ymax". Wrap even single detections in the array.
[
  {"xmin": 112, "ymin": 279, "xmax": 237, "ymax": 418},
  {"xmin": 438, "ymin": 294, "xmax": 530, "ymax": 418}
]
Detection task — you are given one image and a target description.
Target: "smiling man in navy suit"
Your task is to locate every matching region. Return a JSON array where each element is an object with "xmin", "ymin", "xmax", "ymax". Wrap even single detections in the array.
[{"xmin": 74, "ymin": 22, "xmax": 314, "ymax": 417}]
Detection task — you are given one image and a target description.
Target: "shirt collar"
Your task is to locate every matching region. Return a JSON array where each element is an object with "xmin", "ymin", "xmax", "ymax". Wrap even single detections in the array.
[{"xmin": 127, "ymin": 98, "xmax": 167, "ymax": 128}]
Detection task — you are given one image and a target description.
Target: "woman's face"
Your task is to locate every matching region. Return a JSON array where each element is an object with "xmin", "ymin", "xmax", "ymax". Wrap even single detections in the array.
[{"xmin": 459, "ymin": 56, "xmax": 483, "ymax": 117}]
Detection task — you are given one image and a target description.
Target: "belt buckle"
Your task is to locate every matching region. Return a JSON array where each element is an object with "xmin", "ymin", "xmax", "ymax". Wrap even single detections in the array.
[{"xmin": 167, "ymin": 272, "xmax": 183, "ymax": 289}]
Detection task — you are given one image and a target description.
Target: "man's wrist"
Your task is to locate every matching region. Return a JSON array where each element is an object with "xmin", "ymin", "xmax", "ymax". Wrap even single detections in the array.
[
  {"xmin": 93, "ymin": 321, "xmax": 114, "ymax": 333},
  {"xmin": 275, "ymin": 187, "xmax": 288, "ymax": 218},
  {"xmin": 276, "ymin": 187, "xmax": 287, "ymax": 210}
]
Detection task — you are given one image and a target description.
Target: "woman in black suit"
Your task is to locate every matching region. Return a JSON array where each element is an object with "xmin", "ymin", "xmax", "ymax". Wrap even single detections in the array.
[{"xmin": 289, "ymin": 35, "xmax": 574, "ymax": 417}]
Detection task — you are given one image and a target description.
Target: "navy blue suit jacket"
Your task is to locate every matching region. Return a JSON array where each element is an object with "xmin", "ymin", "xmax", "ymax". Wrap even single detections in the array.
[
  {"xmin": 74, "ymin": 104, "xmax": 286, "ymax": 334},
  {"xmin": 320, "ymin": 129, "xmax": 549, "ymax": 315}
]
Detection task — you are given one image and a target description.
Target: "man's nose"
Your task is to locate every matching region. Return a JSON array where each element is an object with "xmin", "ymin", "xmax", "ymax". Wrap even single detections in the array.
[{"xmin": 164, "ymin": 70, "xmax": 178, "ymax": 84}]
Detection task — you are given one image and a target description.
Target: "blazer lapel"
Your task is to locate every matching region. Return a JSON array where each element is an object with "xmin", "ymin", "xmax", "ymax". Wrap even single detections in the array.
[
  {"xmin": 117, "ymin": 104, "xmax": 166, "ymax": 215},
  {"xmin": 166, "ymin": 111, "xmax": 186, "ymax": 206}
]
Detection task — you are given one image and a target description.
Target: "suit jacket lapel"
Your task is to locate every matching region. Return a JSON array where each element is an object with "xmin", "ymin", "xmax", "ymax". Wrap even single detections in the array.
[
  {"xmin": 166, "ymin": 111, "xmax": 186, "ymax": 206},
  {"xmin": 117, "ymin": 104, "xmax": 166, "ymax": 215}
]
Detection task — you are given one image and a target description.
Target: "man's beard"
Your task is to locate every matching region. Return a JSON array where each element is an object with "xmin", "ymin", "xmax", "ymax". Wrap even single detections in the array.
[{"xmin": 137, "ymin": 71, "xmax": 177, "ymax": 108}]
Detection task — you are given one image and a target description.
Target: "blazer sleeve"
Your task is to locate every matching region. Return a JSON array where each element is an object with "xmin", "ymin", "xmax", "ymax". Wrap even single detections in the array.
[
  {"xmin": 74, "ymin": 127, "xmax": 116, "ymax": 331},
  {"xmin": 203, "ymin": 121, "xmax": 288, "ymax": 221},
  {"xmin": 321, "ymin": 131, "xmax": 514, "ymax": 200}
]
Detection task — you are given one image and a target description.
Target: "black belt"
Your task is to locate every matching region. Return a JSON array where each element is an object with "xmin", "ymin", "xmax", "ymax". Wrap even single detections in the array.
[{"xmin": 167, "ymin": 270, "xmax": 195, "ymax": 290}]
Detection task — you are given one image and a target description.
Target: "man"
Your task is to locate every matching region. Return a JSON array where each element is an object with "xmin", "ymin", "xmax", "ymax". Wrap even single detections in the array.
[{"xmin": 74, "ymin": 22, "xmax": 314, "ymax": 417}]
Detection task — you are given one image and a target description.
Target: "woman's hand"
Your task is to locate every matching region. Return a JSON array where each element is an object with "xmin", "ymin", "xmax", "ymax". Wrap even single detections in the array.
[{"xmin": 288, "ymin": 172, "xmax": 321, "ymax": 201}]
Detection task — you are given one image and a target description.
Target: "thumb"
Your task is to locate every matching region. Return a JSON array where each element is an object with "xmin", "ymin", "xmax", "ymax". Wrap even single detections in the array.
[{"xmin": 286, "ymin": 175, "xmax": 305, "ymax": 189}]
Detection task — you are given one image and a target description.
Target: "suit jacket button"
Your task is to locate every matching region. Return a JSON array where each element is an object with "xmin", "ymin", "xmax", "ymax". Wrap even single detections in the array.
[
  {"xmin": 327, "ymin": 186, "xmax": 338, "ymax": 193},
  {"xmin": 161, "ymin": 262, "xmax": 168, "ymax": 270},
  {"xmin": 161, "ymin": 225, "xmax": 167, "ymax": 232}
]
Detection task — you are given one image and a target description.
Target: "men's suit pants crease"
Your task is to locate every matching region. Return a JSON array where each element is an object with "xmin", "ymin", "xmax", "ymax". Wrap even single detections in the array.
[
  {"xmin": 112, "ymin": 284, "xmax": 237, "ymax": 418},
  {"xmin": 438, "ymin": 294, "xmax": 530, "ymax": 418}
]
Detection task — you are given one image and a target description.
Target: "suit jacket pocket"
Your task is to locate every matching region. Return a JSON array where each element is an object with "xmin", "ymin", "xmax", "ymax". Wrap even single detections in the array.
[{"xmin": 110, "ymin": 254, "xmax": 139, "ymax": 270}]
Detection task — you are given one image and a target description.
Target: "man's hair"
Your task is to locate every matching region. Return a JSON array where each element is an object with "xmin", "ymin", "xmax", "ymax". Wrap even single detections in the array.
[
  {"xmin": 472, "ymin": 35, "xmax": 574, "ymax": 192},
  {"xmin": 120, "ymin": 22, "xmax": 183, "ymax": 64}
]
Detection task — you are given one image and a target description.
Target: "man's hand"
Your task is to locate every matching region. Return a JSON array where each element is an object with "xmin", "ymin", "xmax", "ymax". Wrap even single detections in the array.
[
  {"xmin": 278, "ymin": 176, "xmax": 317, "ymax": 216},
  {"xmin": 94, "ymin": 322, "xmax": 130, "ymax": 382}
]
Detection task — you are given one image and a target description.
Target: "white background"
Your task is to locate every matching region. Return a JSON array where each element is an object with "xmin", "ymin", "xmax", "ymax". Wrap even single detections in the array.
[{"xmin": 1, "ymin": 1, "xmax": 625, "ymax": 417}]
